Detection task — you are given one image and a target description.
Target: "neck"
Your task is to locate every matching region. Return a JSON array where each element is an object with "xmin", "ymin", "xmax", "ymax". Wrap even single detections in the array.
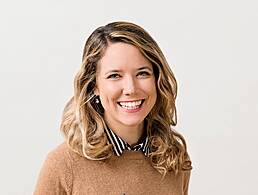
[{"xmin": 104, "ymin": 120, "xmax": 145, "ymax": 146}]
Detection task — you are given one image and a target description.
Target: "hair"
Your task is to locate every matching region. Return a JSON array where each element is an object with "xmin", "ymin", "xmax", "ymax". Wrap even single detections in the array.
[{"xmin": 60, "ymin": 21, "xmax": 192, "ymax": 177}]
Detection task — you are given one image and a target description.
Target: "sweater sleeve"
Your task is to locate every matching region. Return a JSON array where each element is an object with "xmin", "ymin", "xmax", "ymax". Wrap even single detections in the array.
[{"xmin": 34, "ymin": 145, "xmax": 73, "ymax": 195}]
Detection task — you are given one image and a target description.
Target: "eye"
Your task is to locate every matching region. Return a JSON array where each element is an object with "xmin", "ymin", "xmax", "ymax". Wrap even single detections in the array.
[
  {"xmin": 107, "ymin": 73, "xmax": 121, "ymax": 79},
  {"xmin": 137, "ymin": 71, "xmax": 151, "ymax": 77}
]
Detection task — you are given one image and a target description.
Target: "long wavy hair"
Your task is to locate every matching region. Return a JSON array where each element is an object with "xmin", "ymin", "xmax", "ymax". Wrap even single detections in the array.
[{"xmin": 60, "ymin": 21, "xmax": 192, "ymax": 177}]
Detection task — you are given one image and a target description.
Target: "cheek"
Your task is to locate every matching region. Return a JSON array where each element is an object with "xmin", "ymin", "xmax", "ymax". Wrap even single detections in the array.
[
  {"xmin": 142, "ymin": 79, "xmax": 157, "ymax": 96},
  {"xmin": 105, "ymin": 83, "xmax": 119, "ymax": 92},
  {"xmin": 147, "ymin": 83, "xmax": 157, "ymax": 110},
  {"xmin": 148, "ymin": 83, "xmax": 157, "ymax": 105},
  {"xmin": 151, "ymin": 88, "xmax": 157, "ymax": 104},
  {"xmin": 98, "ymin": 84, "xmax": 121, "ymax": 103}
]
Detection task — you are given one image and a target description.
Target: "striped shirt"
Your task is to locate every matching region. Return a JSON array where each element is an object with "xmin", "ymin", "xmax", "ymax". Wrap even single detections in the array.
[{"xmin": 104, "ymin": 127, "xmax": 150, "ymax": 156}]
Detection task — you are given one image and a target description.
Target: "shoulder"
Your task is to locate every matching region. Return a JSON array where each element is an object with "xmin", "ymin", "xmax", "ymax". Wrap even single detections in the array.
[
  {"xmin": 180, "ymin": 151, "xmax": 193, "ymax": 194},
  {"xmin": 44, "ymin": 142, "xmax": 85, "ymax": 171},
  {"xmin": 44, "ymin": 143, "xmax": 72, "ymax": 168},
  {"xmin": 43, "ymin": 142, "xmax": 77, "ymax": 174},
  {"xmin": 47, "ymin": 142, "xmax": 73, "ymax": 161},
  {"xmin": 182, "ymin": 151, "xmax": 193, "ymax": 171},
  {"xmin": 34, "ymin": 142, "xmax": 92, "ymax": 194},
  {"xmin": 34, "ymin": 142, "xmax": 77, "ymax": 194},
  {"xmin": 44, "ymin": 142, "xmax": 102, "ymax": 176}
]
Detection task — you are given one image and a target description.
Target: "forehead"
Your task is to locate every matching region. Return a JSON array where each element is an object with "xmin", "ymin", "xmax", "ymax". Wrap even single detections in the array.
[{"xmin": 97, "ymin": 42, "xmax": 152, "ymax": 73}]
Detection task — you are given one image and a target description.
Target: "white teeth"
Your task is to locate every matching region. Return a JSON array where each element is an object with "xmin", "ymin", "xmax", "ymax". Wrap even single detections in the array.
[
  {"xmin": 120, "ymin": 101, "xmax": 140, "ymax": 107},
  {"xmin": 119, "ymin": 100, "xmax": 143, "ymax": 110}
]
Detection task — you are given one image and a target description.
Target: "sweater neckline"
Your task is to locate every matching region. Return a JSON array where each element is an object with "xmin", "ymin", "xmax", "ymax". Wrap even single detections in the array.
[{"xmin": 112, "ymin": 150, "xmax": 147, "ymax": 160}]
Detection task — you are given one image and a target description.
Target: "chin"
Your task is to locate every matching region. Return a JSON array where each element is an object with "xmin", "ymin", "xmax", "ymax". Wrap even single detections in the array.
[{"xmin": 119, "ymin": 118, "xmax": 144, "ymax": 127}]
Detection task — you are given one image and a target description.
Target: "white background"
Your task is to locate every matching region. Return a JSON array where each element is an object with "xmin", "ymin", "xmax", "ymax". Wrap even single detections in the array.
[{"xmin": 0, "ymin": 0, "xmax": 257, "ymax": 194}]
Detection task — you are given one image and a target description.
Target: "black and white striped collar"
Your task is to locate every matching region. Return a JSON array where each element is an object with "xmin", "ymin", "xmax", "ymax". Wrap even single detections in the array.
[{"xmin": 104, "ymin": 127, "xmax": 150, "ymax": 156}]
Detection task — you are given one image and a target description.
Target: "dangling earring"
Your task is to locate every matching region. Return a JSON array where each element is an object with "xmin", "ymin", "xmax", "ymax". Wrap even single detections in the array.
[{"xmin": 95, "ymin": 95, "xmax": 100, "ymax": 104}]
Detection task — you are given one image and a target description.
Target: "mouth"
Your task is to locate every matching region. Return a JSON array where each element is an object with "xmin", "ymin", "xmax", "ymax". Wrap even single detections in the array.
[{"xmin": 117, "ymin": 99, "xmax": 145, "ymax": 110}]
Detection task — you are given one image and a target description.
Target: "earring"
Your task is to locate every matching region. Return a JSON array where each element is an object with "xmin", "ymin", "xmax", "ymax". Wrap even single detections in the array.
[{"xmin": 95, "ymin": 95, "xmax": 100, "ymax": 103}]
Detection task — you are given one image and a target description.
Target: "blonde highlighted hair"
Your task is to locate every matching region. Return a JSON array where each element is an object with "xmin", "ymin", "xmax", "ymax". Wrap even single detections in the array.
[{"xmin": 60, "ymin": 21, "xmax": 192, "ymax": 177}]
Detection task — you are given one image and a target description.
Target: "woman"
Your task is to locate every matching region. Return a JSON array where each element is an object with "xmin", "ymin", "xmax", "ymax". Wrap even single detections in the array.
[{"xmin": 34, "ymin": 21, "xmax": 192, "ymax": 195}]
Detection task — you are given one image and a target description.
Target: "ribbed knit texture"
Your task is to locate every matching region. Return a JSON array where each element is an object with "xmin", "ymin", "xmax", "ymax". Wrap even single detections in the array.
[{"xmin": 34, "ymin": 143, "xmax": 191, "ymax": 195}]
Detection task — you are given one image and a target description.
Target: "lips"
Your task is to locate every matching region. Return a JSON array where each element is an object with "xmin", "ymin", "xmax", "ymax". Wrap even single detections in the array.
[{"xmin": 117, "ymin": 99, "xmax": 145, "ymax": 109}]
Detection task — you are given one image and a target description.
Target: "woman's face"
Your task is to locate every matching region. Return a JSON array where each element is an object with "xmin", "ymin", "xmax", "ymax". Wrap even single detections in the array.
[{"xmin": 95, "ymin": 42, "xmax": 157, "ymax": 131}]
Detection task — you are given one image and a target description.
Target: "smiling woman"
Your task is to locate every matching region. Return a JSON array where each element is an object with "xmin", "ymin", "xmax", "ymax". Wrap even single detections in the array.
[
  {"xmin": 95, "ymin": 42, "xmax": 157, "ymax": 145},
  {"xmin": 34, "ymin": 21, "xmax": 192, "ymax": 195}
]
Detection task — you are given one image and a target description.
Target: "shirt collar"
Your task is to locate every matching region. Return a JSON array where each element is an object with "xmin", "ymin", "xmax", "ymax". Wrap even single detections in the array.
[{"xmin": 104, "ymin": 127, "xmax": 150, "ymax": 156}]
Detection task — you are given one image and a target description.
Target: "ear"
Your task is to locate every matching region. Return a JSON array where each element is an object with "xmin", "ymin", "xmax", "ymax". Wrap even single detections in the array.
[{"xmin": 94, "ymin": 86, "xmax": 99, "ymax": 96}]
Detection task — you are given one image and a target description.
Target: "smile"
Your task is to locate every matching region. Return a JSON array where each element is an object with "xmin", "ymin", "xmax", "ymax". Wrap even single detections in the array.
[{"xmin": 117, "ymin": 99, "xmax": 145, "ymax": 110}]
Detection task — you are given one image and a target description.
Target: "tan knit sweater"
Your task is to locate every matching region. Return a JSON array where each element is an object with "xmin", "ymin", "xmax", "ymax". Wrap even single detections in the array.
[{"xmin": 34, "ymin": 143, "xmax": 191, "ymax": 195}]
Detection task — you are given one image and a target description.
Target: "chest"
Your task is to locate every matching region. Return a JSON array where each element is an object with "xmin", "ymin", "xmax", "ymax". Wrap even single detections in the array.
[{"xmin": 71, "ymin": 159, "xmax": 184, "ymax": 195}]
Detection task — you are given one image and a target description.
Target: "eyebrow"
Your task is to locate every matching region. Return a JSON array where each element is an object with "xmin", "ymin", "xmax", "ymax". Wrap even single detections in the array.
[{"xmin": 104, "ymin": 66, "xmax": 153, "ymax": 75}]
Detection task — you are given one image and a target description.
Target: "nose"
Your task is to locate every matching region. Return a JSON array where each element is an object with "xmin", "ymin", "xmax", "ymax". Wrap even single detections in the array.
[{"xmin": 122, "ymin": 76, "xmax": 136, "ymax": 95}]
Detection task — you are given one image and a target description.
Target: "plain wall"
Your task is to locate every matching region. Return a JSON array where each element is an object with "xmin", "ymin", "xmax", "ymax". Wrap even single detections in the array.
[{"xmin": 0, "ymin": 0, "xmax": 257, "ymax": 194}]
